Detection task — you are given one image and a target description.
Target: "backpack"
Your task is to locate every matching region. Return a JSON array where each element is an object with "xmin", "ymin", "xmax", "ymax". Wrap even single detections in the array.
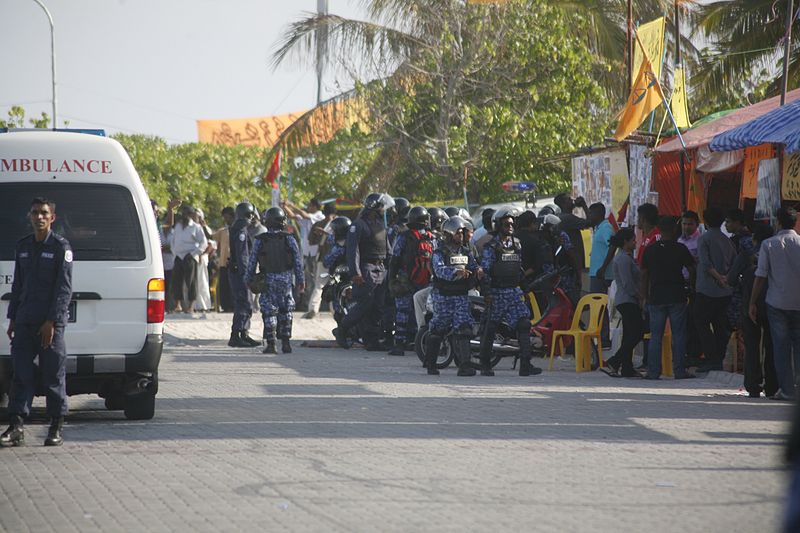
[{"xmin": 403, "ymin": 229, "xmax": 434, "ymax": 286}]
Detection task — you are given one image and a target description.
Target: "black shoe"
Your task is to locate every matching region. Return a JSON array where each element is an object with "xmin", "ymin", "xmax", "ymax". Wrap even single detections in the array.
[
  {"xmin": 262, "ymin": 342, "xmax": 277, "ymax": 354},
  {"xmin": 748, "ymin": 391, "xmax": 761, "ymax": 398},
  {"xmin": 519, "ymin": 359, "xmax": 542, "ymax": 377},
  {"xmin": 457, "ymin": 366, "xmax": 477, "ymax": 377},
  {"xmin": 302, "ymin": 311, "xmax": 316, "ymax": 319},
  {"xmin": 0, "ymin": 416, "xmax": 24, "ymax": 447},
  {"xmin": 333, "ymin": 328, "xmax": 350, "ymax": 349},
  {"xmin": 480, "ymin": 366, "xmax": 495, "ymax": 376},
  {"xmin": 44, "ymin": 417, "xmax": 64, "ymax": 447},
  {"xmin": 388, "ymin": 345, "xmax": 405, "ymax": 356},
  {"xmin": 427, "ymin": 365, "xmax": 440, "ymax": 375},
  {"xmin": 241, "ymin": 332, "xmax": 261, "ymax": 347},
  {"xmin": 619, "ymin": 367, "xmax": 641, "ymax": 378},
  {"xmin": 281, "ymin": 339, "xmax": 292, "ymax": 354},
  {"xmin": 604, "ymin": 357, "xmax": 621, "ymax": 373}
]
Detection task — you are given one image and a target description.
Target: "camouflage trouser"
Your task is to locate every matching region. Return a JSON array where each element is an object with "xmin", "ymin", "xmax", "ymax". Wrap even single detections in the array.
[
  {"xmin": 259, "ymin": 273, "xmax": 295, "ymax": 341},
  {"xmin": 394, "ymin": 293, "xmax": 420, "ymax": 344},
  {"xmin": 429, "ymin": 292, "xmax": 473, "ymax": 335},
  {"xmin": 489, "ymin": 287, "xmax": 529, "ymax": 326}
]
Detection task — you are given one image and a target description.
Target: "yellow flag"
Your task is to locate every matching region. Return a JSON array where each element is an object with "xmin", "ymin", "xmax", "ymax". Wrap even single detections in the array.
[
  {"xmin": 632, "ymin": 17, "xmax": 665, "ymax": 89},
  {"xmin": 614, "ymin": 37, "xmax": 665, "ymax": 142},
  {"xmin": 671, "ymin": 66, "xmax": 692, "ymax": 129}
]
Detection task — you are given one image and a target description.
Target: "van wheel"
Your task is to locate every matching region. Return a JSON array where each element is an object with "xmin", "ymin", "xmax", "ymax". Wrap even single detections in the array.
[{"xmin": 124, "ymin": 391, "xmax": 155, "ymax": 420}]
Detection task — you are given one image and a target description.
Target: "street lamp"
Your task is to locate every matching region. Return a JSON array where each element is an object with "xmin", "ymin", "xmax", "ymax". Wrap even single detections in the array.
[{"xmin": 29, "ymin": 0, "xmax": 57, "ymax": 128}]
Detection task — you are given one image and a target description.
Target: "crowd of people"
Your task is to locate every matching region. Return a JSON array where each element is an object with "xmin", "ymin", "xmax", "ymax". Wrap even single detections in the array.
[{"xmin": 151, "ymin": 193, "xmax": 800, "ymax": 395}]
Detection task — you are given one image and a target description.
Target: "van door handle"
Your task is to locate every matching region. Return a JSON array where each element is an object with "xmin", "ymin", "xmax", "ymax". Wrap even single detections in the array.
[{"xmin": 0, "ymin": 292, "xmax": 101, "ymax": 301}]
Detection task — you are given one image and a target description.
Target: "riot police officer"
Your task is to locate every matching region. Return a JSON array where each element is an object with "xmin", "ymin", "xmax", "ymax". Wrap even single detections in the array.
[
  {"xmin": 228, "ymin": 202, "xmax": 260, "ymax": 348},
  {"xmin": 333, "ymin": 193, "xmax": 390, "ymax": 350},
  {"xmin": 428, "ymin": 207, "xmax": 449, "ymax": 239},
  {"xmin": 480, "ymin": 206, "xmax": 542, "ymax": 377},
  {"xmin": 427, "ymin": 216, "xmax": 482, "ymax": 376},
  {"xmin": 388, "ymin": 206, "xmax": 433, "ymax": 356},
  {"xmin": 2, "ymin": 197, "xmax": 73, "ymax": 447},
  {"xmin": 246, "ymin": 207, "xmax": 304, "ymax": 354},
  {"xmin": 388, "ymin": 197, "xmax": 411, "ymax": 249}
]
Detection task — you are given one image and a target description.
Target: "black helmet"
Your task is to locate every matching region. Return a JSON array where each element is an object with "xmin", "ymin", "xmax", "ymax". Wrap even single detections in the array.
[
  {"xmin": 235, "ymin": 202, "xmax": 255, "ymax": 220},
  {"xmin": 444, "ymin": 206, "xmax": 460, "ymax": 218},
  {"xmin": 406, "ymin": 206, "xmax": 430, "ymax": 230},
  {"xmin": 492, "ymin": 205, "xmax": 523, "ymax": 232},
  {"xmin": 330, "ymin": 216, "xmax": 352, "ymax": 241},
  {"xmin": 263, "ymin": 207, "xmax": 287, "ymax": 229},
  {"xmin": 428, "ymin": 207, "xmax": 449, "ymax": 232},
  {"xmin": 363, "ymin": 193, "xmax": 383, "ymax": 210},
  {"xmin": 394, "ymin": 197, "xmax": 411, "ymax": 222},
  {"xmin": 441, "ymin": 216, "xmax": 469, "ymax": 240},
  {"xmin": 456, "ymin": 208, "xmax": 472, "ymax": 225}
]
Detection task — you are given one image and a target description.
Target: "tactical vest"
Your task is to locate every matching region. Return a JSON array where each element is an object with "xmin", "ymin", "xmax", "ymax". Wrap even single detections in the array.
[
  {"xmin": 433, "ymin": 245, "xmax": 472, "ymax": 296},
  {"xmin": 360, "ymin": 217, "xmax": 388, "ymax": 263},
  {"xmin": 490, "ymin": 237, "xmax": 522, "ymax": 288},
  {"xmin": 256, "ymin": 232, "xmax": 293, "ymax": 273}
]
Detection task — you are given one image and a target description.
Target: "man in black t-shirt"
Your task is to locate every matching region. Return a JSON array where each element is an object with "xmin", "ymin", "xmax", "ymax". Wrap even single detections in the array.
[{"xmin": 641, "ymin": 216, "xmax": 696, "ymax": 380}]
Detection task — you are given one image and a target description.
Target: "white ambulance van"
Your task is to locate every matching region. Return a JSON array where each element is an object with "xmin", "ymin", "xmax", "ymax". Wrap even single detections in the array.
[{"xmin": 0, "ymin": 130, "xmax": 164, "ymax": 420}]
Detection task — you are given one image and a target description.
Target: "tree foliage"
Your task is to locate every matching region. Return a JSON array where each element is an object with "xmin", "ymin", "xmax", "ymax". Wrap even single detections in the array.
[{"xmin": 0, "ymin": 106, "xmax": 52, "ymax": 129}]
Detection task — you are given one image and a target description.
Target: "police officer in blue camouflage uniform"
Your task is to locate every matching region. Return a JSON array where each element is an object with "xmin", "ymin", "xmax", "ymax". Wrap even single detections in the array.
[
  {"xmin": 480, "ymin": 206, "xmax": 542, "ymax": 377},
  {"xmin": 228, "ymin": 202, "xmax": 260, "ymax": 348},
  {"xmin": 388, "ymin": 206, "xmax": 433, "ymax": 356},
  {"xmin": 246, "ymin": 207, "xmax": 304, "ymax": 354},
  {"xmin": 2, "ymin": 197, "xmax": 73, "ymax": 447},
  {"xmin": 427, "ymin": 216, "xmax": 482, "ymax": 376},
  {"xmin": 333, "ymin": 193, "xmax": 390, "ymax": 351}
]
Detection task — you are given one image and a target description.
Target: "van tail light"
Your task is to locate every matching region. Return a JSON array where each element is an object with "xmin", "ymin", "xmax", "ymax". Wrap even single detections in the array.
[{"xmin": 147, "ymin": 278, "xmax": 165, "ymax": 323}]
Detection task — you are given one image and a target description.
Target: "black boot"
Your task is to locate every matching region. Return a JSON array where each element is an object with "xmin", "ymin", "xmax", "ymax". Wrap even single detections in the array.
[
  {"xmin": 0, "ymin": 415, "xmax": 24, "ymax": 447},
  {"xmin": 333, "ymin": 328, "xmax": 350, "ymax": 349},
  {"xmin": 44, "ymin": 417, "xmax": 64, "ymax": 447},
  {"xmin": 241, "ymin": 331, "xmax": 261, "ymax": 347},
  {"xmin": 479, "ymin": 322, "xmax": 496, "ymax": 376},
  {"xmin": 281, "ymin": 338, "xmax": 292, "ymax": 354},
  {"xmin": 228, "ymin": 331, "xmax": 249, "ymax": 348},
  {"xmin": 455, "ymin": 334, "xmax": 476, "ymax": 376},
  {"xmin": 517, "ymin": 319, "xmax": 542, "ymax": 376},
  {"xmin": 425, "ymin": 333, "xmax": 442, "ymax": 375}
]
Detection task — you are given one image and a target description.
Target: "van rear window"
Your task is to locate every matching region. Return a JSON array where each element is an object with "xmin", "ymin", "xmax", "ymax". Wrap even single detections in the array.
[{"xmin": 0, "ymin": 183, "xmax": 145, "ymax": 261}]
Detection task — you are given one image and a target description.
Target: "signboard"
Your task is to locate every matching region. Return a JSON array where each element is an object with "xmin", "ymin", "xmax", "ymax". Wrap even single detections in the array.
[
  {"xmin": 571, "ymin": 153, "xmax": 612, "ymax": 212},
  {"xmin": 628, "ymin": 144, "xmax": 652, "ymax": 226},
  {"xmin": 783, "ymin": 152, "xmax": 800, "ymax": 201},
  {"xmin": 742, "ymin": 144, "xmax": 776, "ymax": 200}
]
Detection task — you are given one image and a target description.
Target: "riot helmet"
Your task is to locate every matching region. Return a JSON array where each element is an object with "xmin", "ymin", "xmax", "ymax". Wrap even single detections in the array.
[
  {"xmin": 235, "ymin": 202, "xmax": 255, "ymax": 221},
  {"xmin": 444, "ymin": 206, "xmax": 460, "ymax": 218},
  {"xmin": 263, "ymin": 207, "xmax": 287, "ymax": 230},
  {"xmin": 492, "ymin": 205, "xmax": 523, "ymax": 234},
  {"xmin": 330, "ymin": 216, "xmax": 352, "ymax": 241},
  {"xmin": 428, "ymin": 207, "xmax": 449, "ymax": 232},
  {"xmin": 441, "ymin": 216, "xmax": 469, "ymax": 240},
  {"xmin": 393, "ymin": 197, "xmax": 411, "ymax": 223},
  {"xmin": 538, "ymin": 203, "xmax": 561, "ymax": 217},
  {"xmin": 406, "ymin": 206, "xmax": 430, "ymax": 230}
]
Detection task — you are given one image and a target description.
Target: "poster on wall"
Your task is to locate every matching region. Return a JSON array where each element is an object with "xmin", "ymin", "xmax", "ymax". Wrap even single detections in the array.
[
  {"xmin": 628, "ymin": 144, "xmax": 653, "ymax": 226},
  {"xmin": 783, "ymin": 152, "xmax": 800, "ymax": 202},
  {"xmin": 755, "ymin": 158, "xmax": 782, "ymax": 221},
  {"xmin": 572, "ymin": 154, "xmax": 611, "ymax": 212}
]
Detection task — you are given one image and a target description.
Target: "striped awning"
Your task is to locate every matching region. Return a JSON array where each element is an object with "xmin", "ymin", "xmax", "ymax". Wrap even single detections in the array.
[{"xmin": 710, "ymin": 99, "xmax": 800, "ymax": 154}]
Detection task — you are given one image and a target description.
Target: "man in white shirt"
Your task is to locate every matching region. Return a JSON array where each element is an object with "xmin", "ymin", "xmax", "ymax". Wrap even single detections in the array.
[
  {"xmin": 169, "ymin": 205, "xmax": 209, "ymax": 314},
  {"xmin": 284, "ymin": 199, "xmax": 325, "ymax": 311}
]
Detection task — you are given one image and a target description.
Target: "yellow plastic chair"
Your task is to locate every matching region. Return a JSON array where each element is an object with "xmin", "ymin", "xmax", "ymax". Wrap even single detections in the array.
[
  {"xmin": 642, "ymin": 323, "xmax": 673, "ymax": 377},
  {"xmin": 549, "ymin": 293, "xmax": 608, "ymax": 372},
  {"xmin": 527, "ymin": 291, "xmax": 542, "ymax": 323}
]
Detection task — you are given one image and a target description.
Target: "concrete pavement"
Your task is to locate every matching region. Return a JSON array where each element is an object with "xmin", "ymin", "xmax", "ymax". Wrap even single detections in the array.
[{"xmin": 0, "ymin": 312, "xmax": 793, "ymax": 532}]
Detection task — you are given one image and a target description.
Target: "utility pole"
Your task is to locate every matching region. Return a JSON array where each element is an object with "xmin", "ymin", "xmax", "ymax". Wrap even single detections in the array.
[
  {"xmin": 627, "ymin": 0, "xmax": 633, "ymax": 89},
  {"xmin": 315, "ymin": 0, "xmax": 329, "ymax": 105},
  {"xmin": 781, "ymin": 0, "xmax": 795, "ymax": 106},
  {"xmin": 31, "ymin": 0, "xmax": 57, "ymax": 128},
  {"xmin": 675, "ymin": 0, "xmax": 687, "ymax": 212}
]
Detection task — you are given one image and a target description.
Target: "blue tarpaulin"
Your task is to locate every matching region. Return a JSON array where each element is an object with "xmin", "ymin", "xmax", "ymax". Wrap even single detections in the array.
[{"xmin": 710, "ymin": 99, "xmax": 800, "ymax": 154}]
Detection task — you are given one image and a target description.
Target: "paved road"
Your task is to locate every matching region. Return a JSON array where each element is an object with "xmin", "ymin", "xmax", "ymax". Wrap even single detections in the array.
[{"xmin": 0, "ymin": 313, "xmax": 793, "ymax": 532}]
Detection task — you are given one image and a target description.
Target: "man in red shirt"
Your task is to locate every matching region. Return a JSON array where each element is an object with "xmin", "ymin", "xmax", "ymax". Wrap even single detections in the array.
[{"xmin": 636, "ymin": 203, "xmax": 661, "ymax": 266}]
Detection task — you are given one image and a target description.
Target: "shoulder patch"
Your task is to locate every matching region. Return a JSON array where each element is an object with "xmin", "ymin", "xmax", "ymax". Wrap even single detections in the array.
[
  {"xmin": 350, "ymin": 226, "xmax": 357, "ymax": 233},
  {"xmin": 64, "ymin": 250, "xmax": 73, "ymax": 263},
  {"xmin": 239, "ymin": 232, "xmax": 246, "ymax": 242}
]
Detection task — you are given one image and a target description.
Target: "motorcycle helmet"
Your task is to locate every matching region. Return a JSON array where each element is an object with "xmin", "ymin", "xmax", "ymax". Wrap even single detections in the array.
[
  {"xmin": 406, "ymin": 206, "xmax": 430, "ymax": 230},
  {"xmin": 235, "ymin": 202, "xmax": 255, "ymax": 221},
  {"xmin": 330, "ymin": 216, "xmax": 352, "ymax": 241},
  {"xmin": 441, "ymin": 216, "xmax": 469, "ymax": 241},
  {"xmin": 492, "ymin": 205, "xmax": 523, "ymax": 233},
  {"xmin": 263, "ymin": 207, "xmax": 287, "ymax": 230},
  {"xmin": 428, "ymin": 207, "xmax": 449, "ymax": 232}
]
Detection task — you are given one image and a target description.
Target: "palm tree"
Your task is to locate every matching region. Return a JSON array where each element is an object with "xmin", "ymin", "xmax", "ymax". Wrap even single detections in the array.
[{"xmin": 693, "ymin": 0, "xmax": 799, "ymax": 108}]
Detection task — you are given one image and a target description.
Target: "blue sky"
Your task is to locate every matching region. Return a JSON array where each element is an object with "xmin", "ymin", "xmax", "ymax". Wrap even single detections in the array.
[{"xmin": 1, "ymin": 0, "xmax": 364, "ymax": 143}]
